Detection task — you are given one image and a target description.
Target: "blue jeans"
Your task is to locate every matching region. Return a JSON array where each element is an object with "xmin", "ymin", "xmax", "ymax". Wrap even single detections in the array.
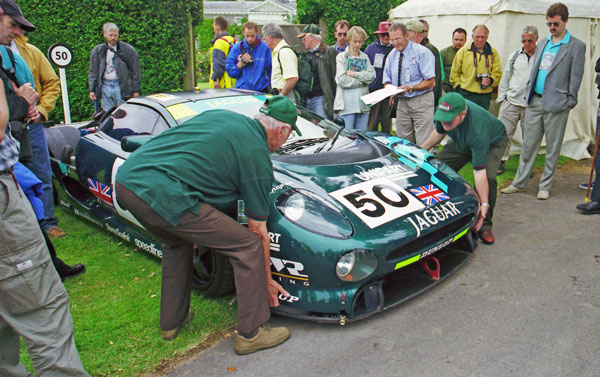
[
  {"xmin": 101, "ymin": 80, "xmax": 124, "ymax": 110},
  {"xmin": 305, "ymin": 95, "xmax": 329, "ymax": 120},
  {"xmin": 340, "ymin": 113, "xmax": 369, "ymax": 131},
  {"xmin": 23, "ymin": 122, "xmax": 58, "ymax": 230}
]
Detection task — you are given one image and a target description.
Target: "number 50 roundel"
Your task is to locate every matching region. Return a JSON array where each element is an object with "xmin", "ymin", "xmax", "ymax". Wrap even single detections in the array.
[{"xmin": 330, "ymin": 177, "xmax": 425, "ymax": 229}]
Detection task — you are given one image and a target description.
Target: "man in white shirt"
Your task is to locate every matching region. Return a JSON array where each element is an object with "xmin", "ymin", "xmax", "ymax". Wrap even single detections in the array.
[{"xmin": 263, "ymin": 23, "xmax": 298, "ymax": 103}]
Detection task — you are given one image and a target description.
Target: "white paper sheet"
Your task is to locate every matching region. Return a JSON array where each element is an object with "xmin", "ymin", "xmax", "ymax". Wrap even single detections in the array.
[{"xmin": 361, "ymin": 86, "xmax": 405, "ymax": 105}]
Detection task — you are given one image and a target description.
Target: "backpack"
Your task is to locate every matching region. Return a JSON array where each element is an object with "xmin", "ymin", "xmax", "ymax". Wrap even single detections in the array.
[{"xmin": 278, "ymin": 45, "xmax": 314, "ymax": 97}]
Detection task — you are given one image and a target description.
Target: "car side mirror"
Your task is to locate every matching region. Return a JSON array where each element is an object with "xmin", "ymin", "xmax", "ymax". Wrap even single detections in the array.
[
  {"xmin": 334, "ymin": 117, "xmax": 345, "ymax": 127},
  {"xmin": 121, "ymin": 134, "xmax": 153, "ymax": 152}
]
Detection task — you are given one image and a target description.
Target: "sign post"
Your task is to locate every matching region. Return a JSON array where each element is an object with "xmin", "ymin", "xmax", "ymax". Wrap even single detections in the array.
[{"xmin": 48, "ymin": 43, "xmax": 73, "ymax": 124}]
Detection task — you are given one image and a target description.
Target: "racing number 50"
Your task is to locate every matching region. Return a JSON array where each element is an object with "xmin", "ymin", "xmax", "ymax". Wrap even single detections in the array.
[{"xmin": 343, "ymin": 184, "xmax": 410, "ymax": 217}]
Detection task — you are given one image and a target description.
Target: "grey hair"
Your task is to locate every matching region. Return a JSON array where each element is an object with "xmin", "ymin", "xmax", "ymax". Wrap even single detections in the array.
[
  {"xmin": 262, "ymin": 23, "xmax": 283, "ymax": 39},
  {"xmin": 308, "ymin": 33, "xmax": 322, "ymax": 41},
  {"xmin": 472, "ymin": 24, "xmax": 489, "ymax": 35},
  {"xmin": 255, "ymin": 113, "xmax": 292, "ymax": 133},
  {"xmin": 103, "ymin": 22, "xmax": 119, "ymax": 33},
  {"xmin": 522, "ymin": 25, "xmax": 538, "ymax": 38},
  {"xmin": 389, "ymin": 23, "xmax": 408, "ymax": 35}
]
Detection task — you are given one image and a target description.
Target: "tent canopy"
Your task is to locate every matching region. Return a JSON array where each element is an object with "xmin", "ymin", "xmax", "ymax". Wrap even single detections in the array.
[{"xmin": 389, "ymin": 0, "xmax": 600, "ymax": 160}]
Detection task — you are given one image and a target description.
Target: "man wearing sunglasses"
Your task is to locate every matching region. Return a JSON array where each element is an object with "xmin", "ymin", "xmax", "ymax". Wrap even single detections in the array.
[{"xmin": 502, "ymin": 2, "xmax": 585, "ymax": 200}]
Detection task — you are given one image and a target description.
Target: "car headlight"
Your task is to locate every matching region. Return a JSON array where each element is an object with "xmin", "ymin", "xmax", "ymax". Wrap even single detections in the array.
[
  {"xmin": 335, "ymin": 249, "xmax": 378, "ymax": 282},
  {"xmin": 276, "ymin": 189, "xmax": 353, "ymax": 239}
]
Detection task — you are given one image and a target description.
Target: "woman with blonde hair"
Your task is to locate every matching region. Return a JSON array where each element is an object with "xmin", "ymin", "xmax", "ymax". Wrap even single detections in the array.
[{"xmin": 333, "ymin": 26, "xmax": 375, "ymax": 130}]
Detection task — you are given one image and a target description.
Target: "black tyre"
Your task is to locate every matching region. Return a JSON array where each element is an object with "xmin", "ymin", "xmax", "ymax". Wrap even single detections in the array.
[{"xmin": 192, "ymin": 246, "xmax": 234, "ymax": 297}]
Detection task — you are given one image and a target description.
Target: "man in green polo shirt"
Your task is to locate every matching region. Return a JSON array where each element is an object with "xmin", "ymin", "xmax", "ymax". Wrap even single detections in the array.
[
  {"xmin": 115, "ymin": 96, "xmax": 300, "ymax": 355},
  {"xmin": 421, "ymin": 92, "xmax": 507, "ymax": 245}
]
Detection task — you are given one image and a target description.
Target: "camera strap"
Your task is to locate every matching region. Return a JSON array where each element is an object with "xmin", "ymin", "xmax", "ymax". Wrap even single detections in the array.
[{"xmin": 472, "ymin": 49, "xmax": 490, "ymax": 76}]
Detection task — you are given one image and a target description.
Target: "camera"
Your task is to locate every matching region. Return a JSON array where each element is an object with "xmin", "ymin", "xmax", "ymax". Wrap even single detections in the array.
[{"xmin": 476, "ymin": 73, "xmax": 490, "ymax": 89}]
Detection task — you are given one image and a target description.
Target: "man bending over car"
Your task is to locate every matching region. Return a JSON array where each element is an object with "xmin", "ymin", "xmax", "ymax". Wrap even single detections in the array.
[
  {"xmin": 115, "ymin": 96, "xmax": 299, "ymax": 355},
  {"xmin": 420, "ymin": 92, "xmax": 507, "ymax": 245}
]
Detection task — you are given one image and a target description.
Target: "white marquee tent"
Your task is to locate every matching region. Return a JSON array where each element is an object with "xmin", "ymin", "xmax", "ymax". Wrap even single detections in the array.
[{"xmin": 389, "ymin": 0, "xmax": 600, "ymax": 159}]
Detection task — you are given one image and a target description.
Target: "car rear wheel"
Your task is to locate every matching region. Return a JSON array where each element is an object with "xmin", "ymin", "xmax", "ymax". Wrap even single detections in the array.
[{"xmin": 192, "ymin": 246, "xmax": 234, "ymax": 297}]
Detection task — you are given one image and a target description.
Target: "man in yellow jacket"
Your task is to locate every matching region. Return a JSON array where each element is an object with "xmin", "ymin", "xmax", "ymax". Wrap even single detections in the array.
[
  {"xmin": 450, "ymin": 24, "xmax": 502, "ymax": 110},
  {"xmin": 210, "ymin": 17, "xmax": 235, "ymax": 89}
]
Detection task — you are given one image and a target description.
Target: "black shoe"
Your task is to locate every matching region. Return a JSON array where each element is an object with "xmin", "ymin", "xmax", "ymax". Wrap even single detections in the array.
[
  {"xmin": 496, "ymin": 161, "xmax": 505, "ymax": 176},
  {"xmin": 576, "ymin": 201, "xmax": 600, "ymax": 215},
  {"xmin": 57, "ymin": 263, "xmax": 86, "ymax": 281}
]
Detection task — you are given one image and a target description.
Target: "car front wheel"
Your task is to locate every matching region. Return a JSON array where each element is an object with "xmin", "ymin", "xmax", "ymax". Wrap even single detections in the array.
[{"xmin": 192, "ymin": 246, "xmax": 234, "ymax": 297}]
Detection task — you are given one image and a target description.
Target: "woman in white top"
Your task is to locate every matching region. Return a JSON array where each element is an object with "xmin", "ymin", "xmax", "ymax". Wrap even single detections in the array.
[{"xmin": 333, "ymin": 26, "xmax": 375, "ymax": 130}]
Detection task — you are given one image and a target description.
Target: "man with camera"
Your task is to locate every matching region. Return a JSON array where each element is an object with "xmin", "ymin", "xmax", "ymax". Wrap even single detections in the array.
[
  {"xmin": 449, "ymin": 24, "xmax": 502, "ymax": 110},
  {"xmin": 225, "ymin": 21, "xmax": 271, "ymax": 93}
]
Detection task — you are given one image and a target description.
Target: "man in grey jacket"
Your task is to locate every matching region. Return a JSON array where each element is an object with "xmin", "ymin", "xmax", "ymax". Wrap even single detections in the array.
[
  {"xmin": 501, "ymin": 2, "xmax": 585, "ymax": 200},
  {"xmin": 88, "ymin": 22, "xmax": 141, "ymax": 111}
]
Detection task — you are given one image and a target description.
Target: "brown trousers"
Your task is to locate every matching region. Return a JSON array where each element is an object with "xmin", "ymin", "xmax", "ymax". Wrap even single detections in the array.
[{"xmin": 115, "ymin": 183, "xmax": 270, "ymax": 335}]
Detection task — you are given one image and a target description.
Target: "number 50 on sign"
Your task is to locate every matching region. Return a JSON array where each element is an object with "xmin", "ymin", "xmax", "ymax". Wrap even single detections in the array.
[{"xmin": 330, "ymin": 177, "xmax": 425, "ymax": 229}]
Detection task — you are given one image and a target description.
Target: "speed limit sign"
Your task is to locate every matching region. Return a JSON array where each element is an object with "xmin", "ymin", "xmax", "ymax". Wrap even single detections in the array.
[{"xmin": 48, "ymin": 43, "xmax": 73, "ymax": 68}]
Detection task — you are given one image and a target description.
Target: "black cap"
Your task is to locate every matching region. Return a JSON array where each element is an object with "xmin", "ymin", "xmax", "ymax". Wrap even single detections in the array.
[{"xmin": 0, "ymin": 0, "xmax": 36, "ymax": 32}]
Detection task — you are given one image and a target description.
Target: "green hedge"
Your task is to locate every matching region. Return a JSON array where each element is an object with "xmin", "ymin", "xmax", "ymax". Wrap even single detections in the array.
[
  {"xmin": 297, "ymin": 0, "xmax": 403, "ymax": 45},
  {"xmin": 18, "ymin": 0, "xmax": 202, "ymax": 123}
]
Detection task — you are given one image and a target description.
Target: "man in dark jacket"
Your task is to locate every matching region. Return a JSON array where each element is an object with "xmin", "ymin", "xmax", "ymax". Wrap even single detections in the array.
[
  {"xmin": 297, "ymin": 24, "xmax": 337, "ymax": 120},
  {"xmin": 88, "ymin": 22, "xmax": 141, "ymax": 111},
  {"xmin": 365, "ymin": 21, "xmax": 393, "ymax": 133}
]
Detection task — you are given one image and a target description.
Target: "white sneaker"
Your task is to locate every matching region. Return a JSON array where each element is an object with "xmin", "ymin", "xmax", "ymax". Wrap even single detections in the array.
[
  {"xmin": 537, "ymin": 190, "xmax": 549, "ymax": 200},
  {"xmin": 500, "ymin": 185, "xmax": 522, "ymax": 194}
]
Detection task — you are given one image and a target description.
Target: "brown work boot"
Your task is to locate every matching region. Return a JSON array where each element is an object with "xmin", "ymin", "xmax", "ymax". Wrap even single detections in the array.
[
  {"xmin": 45, "ymin": 225, "xmax": 66, "ymax": 238},
  {"xmin": 234, "ymin": 324, "xmax": 290, "ymax": 355},
  {"xmin": 161, "ymin": 309, "xmax": 194, "ymax": 341}
]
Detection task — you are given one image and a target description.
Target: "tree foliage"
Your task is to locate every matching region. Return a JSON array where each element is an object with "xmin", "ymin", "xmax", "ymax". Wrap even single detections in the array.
[
  {"xmin": 17, "ymin": 0, "xmax": 202, "ymax": 123},
  {"xmin": 297, "ymin": 0, "xmax": 404, "ymax": 45}
]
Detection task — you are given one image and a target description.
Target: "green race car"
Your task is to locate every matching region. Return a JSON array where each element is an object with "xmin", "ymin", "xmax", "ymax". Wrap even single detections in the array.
[{"xmin": 48, "ymin": 89, "xmax": 479, "ymax": 325}]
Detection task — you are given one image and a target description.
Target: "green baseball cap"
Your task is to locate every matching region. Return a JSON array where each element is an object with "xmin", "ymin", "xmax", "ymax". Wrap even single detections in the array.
[
  {"xmin": 433, "ymin": 92, "xmax": 466, "ymax": 123},
  {"xmin": 297, "ymin": 24, "xmax": 321, "ymax": 38},
  {"xmin": 259, "ymin": 96, "xmax": 301, "ymax": 136}
]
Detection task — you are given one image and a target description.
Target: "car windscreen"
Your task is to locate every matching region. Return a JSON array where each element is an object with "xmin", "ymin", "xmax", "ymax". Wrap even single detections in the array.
[{"xmin": 168, "ymin": 95, "xmax": 357, "ymax": 153}]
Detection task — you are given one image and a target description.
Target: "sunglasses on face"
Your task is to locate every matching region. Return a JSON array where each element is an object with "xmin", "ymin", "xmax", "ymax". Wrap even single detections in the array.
[
  {"xmin": 546, "ymin": 22, "xmax": 560, "ymax": 27},
  {"xmin": 337, "ymin": 32, "xmax": 347, "ymax": 36}
]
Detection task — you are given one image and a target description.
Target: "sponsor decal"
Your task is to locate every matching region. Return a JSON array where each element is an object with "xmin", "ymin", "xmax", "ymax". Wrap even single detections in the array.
[
  {"xmin": 134, "ymin": 239, "xmax": 163, "ymax": 258},
  {"xmin": 409, "ymin": 184, "xmax": 450, "ymax": 206},
  {"xmin": 279, "ymin": 294, "xmax": 300, "ymax": 303},
  {"xmin": 271, "ymin": 257, "xmax": 309, "ymax": 286},
  {"xmin": 105, "ymin": 223, "xmax": 131, "ymax": 242},
  {"xmin": 270, "ymin": 181, "xmax": 291, "ymax": 194},
  {"xmin": 330, "ymin": 177, "xmax": 425, "ymax": 229},
  {"xmin": 269, "ymin": 232, "xmax": 281, "ymax": 252},
  {"xmin": 73, "ymin": 208, "xmax": 104, "ymax": 227},
  {"xmin": 87, "ymin": 178, "xmax": 114, "ymax": 209},
  {"xmin": 354, "ymin": 164, "xmax": 416, "ymax": 181},
  {"xmin": 147, "ymin": 93, "xmax": 179, "ymax": 102},
  {"xmin": 406, "ymin": 201, "xmax": 461, "ymax": 238},
  {"xmin": 394, "ymin": 226, "xmax": 469, "ymax": 270},
  {"xmin": 59, "ymin": 199, "xmax": 71, "ymax": 209}
]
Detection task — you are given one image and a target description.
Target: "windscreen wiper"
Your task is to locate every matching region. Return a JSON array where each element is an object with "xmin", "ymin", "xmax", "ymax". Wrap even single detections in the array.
[{"xmin": 314, "ymin": 123, "xmax": 345, "ymax": 153}]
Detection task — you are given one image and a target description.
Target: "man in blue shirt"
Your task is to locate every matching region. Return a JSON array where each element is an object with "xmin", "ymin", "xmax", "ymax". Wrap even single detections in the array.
[
  {"xmin": 502, "ymin": 2, "xmax": 586, "ymax": 200},
  {"xmin": 225, "ymin": 21, "xmax": 271, "ymax": 93},
  {"xmin": 383, "ymin": 22, "xmax": 435, "ymax": 147}
]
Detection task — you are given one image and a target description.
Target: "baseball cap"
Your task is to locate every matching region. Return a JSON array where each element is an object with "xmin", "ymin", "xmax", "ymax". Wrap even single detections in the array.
[
  {"xmin": 406, "ymin": 19, "xmax": 424, "ymax": 33},
  {"xmin": 0, "ymin": 0, "xmax": 36, "ymax": 32},
  {"xmin": 259, "ymin": 96, "xmax": 301, "ymax": 136},
  {"xmin": 433, "ymin": 92, "xmax": 466, "ymax": 123},
  {"xmin": 297, "ymin": 24, "xmax": 321, "ymax": 39}
]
